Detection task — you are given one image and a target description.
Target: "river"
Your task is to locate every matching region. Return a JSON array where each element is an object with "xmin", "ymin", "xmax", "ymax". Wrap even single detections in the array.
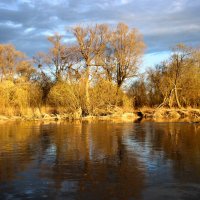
[{"xmin": 0, "ymin": 120, "xmax": 200, "ymax": 199}]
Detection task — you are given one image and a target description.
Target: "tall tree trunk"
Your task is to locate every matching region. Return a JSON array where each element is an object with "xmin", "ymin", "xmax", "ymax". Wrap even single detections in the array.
[
  {"xmin": 174, "ymin": 85, "xmax": 182, "ymax": 108},
  {"xmin": 83, "ymin": 66, "xmax": 90, "ymax": 116},
  {"xmin": 168, "ymin": 90, "xmax": 174, "ymax": 108}
]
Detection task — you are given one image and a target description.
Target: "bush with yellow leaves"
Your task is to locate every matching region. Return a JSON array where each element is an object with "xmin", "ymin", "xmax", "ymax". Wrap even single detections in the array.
[
  {"xmin": 47, "ymin": 82, "xmax": 81, "ymax": 114},
  {"xmin": 0, "ymin": 80, "xmax": 42, "ymax": 116},
  {"xmin": 89, "ymin": 79, "xmax": 132, "ymax": 115}
]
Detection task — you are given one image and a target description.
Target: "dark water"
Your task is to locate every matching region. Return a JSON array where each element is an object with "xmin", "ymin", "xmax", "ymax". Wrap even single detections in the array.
[{"xmin": 0, "ymin": 121, "xmax": 200, "ymax": 200}]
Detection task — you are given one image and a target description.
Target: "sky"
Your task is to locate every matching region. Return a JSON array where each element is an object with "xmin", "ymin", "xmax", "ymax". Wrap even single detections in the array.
[{"xmin": 0, "ymin": 0, "xmax": 200, "ymax": 70}]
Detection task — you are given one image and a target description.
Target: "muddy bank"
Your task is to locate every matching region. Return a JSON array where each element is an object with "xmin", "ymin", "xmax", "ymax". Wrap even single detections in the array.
[
  {"xmin": 0, "ymin": 112, "xmax": 138, "ymax": 122},
  {"xmin": 0, "ymin": 108, "xmax": 200, "ymax": 122},
  {"xmin": 138, "ymin": 108, "xmax": 200, "ymax": 122}
]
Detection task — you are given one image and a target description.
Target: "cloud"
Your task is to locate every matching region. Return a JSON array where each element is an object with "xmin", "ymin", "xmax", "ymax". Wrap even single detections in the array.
[{"xmin": 0, "ymin": 0, "xmax": 199, "ymax": 59}]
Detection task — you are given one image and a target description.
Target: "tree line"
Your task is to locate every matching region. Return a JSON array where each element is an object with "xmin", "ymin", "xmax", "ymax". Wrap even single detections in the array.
[
  {"xmin": 129, "ymin": 44, "xmax": 200, "ymax": 108},
  {"xmin": 0, "ymin": 22, "xmax": 199, "ymax": 117}
]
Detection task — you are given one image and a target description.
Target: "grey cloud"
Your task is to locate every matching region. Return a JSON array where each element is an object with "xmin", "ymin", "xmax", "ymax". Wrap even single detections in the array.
[{"xmin": 0, "ymin": 0, "xmax": 199, "ymax": 57}]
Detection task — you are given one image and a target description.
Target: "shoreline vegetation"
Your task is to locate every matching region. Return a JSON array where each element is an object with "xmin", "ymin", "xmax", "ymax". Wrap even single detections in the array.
[
  {"xmin": 0, "ymin": 108, "xmax": 200, "ymax": 122},
  {"xmin": 0, "ymin": 23, "xmax": 200, "ymax": 122}
]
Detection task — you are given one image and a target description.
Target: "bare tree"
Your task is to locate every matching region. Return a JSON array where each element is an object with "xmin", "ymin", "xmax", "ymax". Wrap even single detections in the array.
[
  {"xmin": 35, "ymin": 33, "xmax": 79, "ymax": 82},
  {"xmin": 16, "ymin": 60, "xmax": 36, "ymax": 81},
  {"xmin": 111, "ymin": 23, "xmax": 145, "ymax": 88},
  {"xmin": 0, "ymin": 44, "xmax": 35, "ymax": 81},
  {"xmin": 95, "ymin": 23, "xmax": 145, "ymax": 88},
  {"xmin": 72, "ymin": 24, "xmax": 109, "ymax": 115},
  {"xmin": 94, "ymin": 45, "xmax": 116, "ymax": 81},
  {"xmin": 159, "ymin": 44, "xmax": 193, "ymax": 108}
]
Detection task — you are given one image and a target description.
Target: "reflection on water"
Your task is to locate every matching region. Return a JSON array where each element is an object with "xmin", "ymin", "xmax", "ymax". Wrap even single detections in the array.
[{"xmin": 0, "ymin": 121, "xmax": 200, "ymax": 199}]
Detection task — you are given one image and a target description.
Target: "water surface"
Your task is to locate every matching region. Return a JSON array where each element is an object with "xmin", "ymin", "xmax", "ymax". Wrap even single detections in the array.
[{"xmin": 0, "ymin": 120, "xmax": 200, "ymax": 200}]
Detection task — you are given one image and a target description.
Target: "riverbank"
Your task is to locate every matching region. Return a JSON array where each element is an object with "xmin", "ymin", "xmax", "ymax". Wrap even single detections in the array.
[
  {"xmin": 139, "ymin": 108, "xmax": 200, "ymax": 122},
  {"xmin": 0, "ymin": 108, "xmax": 200, "ymax": 122},
  {"xmin": 0, "ymin": 112, "xmax": 138, "ymax": 122}
]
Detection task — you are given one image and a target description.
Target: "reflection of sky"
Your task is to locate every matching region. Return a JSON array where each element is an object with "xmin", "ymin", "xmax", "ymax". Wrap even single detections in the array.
[
  {"xmin": 125, "ymin": 133, "xmax": 173, "ymax": 177},
  {"xmin": 123, "ymin": 124, "xmax": 183, "ymax": 199}
]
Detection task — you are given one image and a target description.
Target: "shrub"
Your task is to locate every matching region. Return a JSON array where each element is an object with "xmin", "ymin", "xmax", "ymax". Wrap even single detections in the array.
[
  {"xmin": 0, "ymin": 80, "xmax": 42, "ymax": 116},
  {"xmin": 89, "ymin": 79, "xmax": 132, "ymax": 115},
  {"xmin": 47, "ymin": 82, "xmax": 81, "ymax": 114}
]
